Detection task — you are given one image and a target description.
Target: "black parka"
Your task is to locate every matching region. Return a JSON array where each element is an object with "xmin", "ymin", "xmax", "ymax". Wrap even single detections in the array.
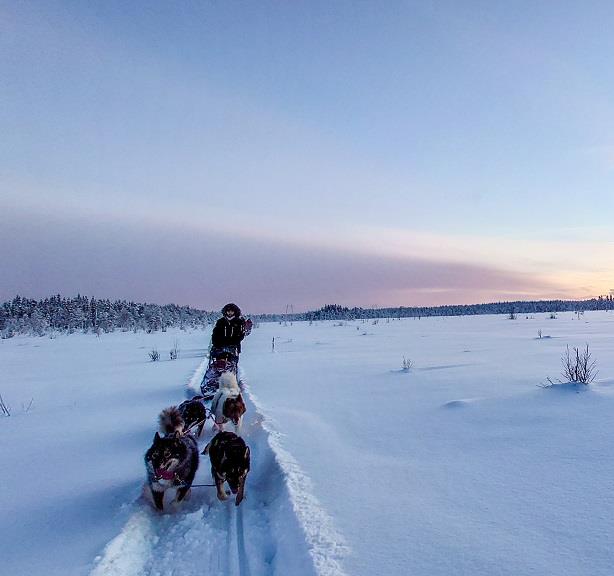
[{"xmin": 211, "ymin": 304, "xmax": 246, "ymax": 352}]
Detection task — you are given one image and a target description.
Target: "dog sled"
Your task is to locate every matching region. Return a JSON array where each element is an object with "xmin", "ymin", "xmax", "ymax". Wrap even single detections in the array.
[{"xmin": 200, "ymin": 345, "xmax": 240, "ymax": 400}]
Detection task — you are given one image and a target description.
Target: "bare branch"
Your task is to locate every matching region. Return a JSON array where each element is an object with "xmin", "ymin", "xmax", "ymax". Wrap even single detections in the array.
[
  {"xmin": 402, "ymin": 356, "xmax": 413, "ymax": 372},
  {"xmin": 561, "ymin": 344, "xmax": 598, "ymax": 385},
  {"xmin": 0, "ymin": 393, "xmax": 11, "ymax": 416}
]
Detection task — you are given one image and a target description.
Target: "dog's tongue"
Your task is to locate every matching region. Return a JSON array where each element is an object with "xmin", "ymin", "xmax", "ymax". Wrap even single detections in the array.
[{"xmin": 155, "ymin": 468, "xmax": 174, "ymax": 480}]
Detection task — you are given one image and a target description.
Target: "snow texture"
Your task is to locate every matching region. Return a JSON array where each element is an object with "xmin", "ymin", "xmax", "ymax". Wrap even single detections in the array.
[{"xmin": 2, "ymin": 313, "xmax": 614, "ymax": 575}]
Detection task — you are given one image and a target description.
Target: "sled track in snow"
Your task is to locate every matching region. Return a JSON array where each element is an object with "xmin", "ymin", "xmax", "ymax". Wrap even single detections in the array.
[{"xmin": 89, "ymin": 356, "xmax": 346, "ymax": 576}]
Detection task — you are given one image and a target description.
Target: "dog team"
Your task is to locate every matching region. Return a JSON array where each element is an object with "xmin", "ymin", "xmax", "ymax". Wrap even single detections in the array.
[{"xmin": 144, "ymin": 303, "xmax": 253, "ymax": 511}]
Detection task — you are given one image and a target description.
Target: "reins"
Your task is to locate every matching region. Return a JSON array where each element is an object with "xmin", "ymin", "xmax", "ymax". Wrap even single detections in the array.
[{"xmin": 158, "ymin": 393, "xmax": 241, "ymax": 490}]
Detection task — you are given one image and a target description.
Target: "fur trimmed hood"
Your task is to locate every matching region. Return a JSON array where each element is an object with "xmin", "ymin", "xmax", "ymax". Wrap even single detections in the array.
[{"xmin": 221, "ymin": 303, "xmax": 241, "ymax": 317}]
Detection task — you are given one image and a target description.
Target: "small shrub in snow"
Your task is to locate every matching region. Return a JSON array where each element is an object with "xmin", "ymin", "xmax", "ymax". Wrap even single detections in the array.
[
  {"xmin": 149, "ymin": 348, "xmax": 160, "ymax": 362},
  {"xmin": 402, "ymin": 356, "xmax": 413, "ymax": 372},
  {"xmin": 537, "ymin": 329, "xmax": 542, "ymax": 339},
  {"xmin": 169, "ymin": 340, "xmax": 179, "ymax": 360},
  {"xmin": 541, "ymin": 344, "xmax": 598, "ymax": 387},
  {"xmin": 561, "ymin": 344, "xmax": 597, "ymax": 385}
]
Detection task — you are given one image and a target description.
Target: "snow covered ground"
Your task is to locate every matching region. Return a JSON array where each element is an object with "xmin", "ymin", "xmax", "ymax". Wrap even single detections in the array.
[{"xmin": 2, "ymin": 312, "xmax": 614, "ymax": 575}]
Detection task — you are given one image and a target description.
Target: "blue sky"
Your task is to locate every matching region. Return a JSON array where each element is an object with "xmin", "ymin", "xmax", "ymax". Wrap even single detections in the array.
[{"xmin": 2, "ymin": 1, "xmax": 613, "ymax": 313}]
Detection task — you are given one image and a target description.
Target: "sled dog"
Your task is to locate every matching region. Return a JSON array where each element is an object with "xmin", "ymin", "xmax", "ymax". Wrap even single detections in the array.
[
  {"xmin": 201, "ymin": 349, "xmax": 239, "ymax": 400},
  {"xmin": 210, "ymin": 371, "xmax": 246, "ymax": 433},
  {"xmin": 204, "ymin": 431, "xmax": 250, "ymax": 506},
  {"xmin": 177, "ymin": 396, "xmax": 207, "ymax": 437},
  {"xmin": 158, "ymin": 406, "xmax": 185, "ymax": 436},
  {"xmin": 144, "ymin": 426, "xmax": 199, "ymax": 511}
]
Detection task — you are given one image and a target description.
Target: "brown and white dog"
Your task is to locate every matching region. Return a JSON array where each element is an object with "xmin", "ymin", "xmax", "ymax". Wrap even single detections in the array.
[
  {"xmin": 210, "ymin": 372, "xmax": 246, "ymax": 433},
  {"xmin": 203, "ymin": 431, "xmax": 250, "ymax": 505}
]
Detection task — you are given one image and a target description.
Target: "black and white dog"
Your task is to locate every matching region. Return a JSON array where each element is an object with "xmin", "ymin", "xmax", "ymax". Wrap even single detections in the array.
[
  {"xmin": 177, "ymin": 396, "xmax": 208, "ymax": 438},
  {"xmin": 158, "ymin": 398, "xmax": 207, "ymax": 438},
  {"xmin": 204, "ymin": 431, "xmax": 250, "ymax": 506},
  {"xmin": 144, "ymin": 409, "xmax": 199, "ymax": 511}
]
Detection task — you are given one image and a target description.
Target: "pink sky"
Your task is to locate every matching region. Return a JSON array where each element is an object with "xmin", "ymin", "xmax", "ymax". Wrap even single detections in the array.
[
  {"xmin": 0, "ymin": 207, "xmax": 588, "ymax": 314},
  {"xmin": 2, "ymin": 3, "xmax": 614, "ymax": 312}
]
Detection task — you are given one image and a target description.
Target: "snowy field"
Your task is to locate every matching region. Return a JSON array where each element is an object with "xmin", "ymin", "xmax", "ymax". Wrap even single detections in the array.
[{"xmin": 2, "ymin": 312, "xmax": 614, "ymax": 576}]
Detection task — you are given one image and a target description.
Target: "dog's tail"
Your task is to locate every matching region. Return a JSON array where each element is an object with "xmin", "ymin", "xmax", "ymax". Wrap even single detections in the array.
[
  {"xmin": 159, "ymin": 406, "xmax": 185, "ymax": 436},
  {"xmin": 219, "ymin": 371, "xmax": 239, "ymax": 393}
]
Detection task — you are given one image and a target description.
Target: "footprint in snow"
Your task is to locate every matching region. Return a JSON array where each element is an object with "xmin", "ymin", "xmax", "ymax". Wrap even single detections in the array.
[{"xmin": 442, "ymin": 398, "xmax": 479, "ymax": 409}]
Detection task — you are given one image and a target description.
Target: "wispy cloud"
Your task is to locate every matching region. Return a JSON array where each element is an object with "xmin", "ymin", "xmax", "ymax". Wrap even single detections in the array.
[{"xmin": 0, "ymin": 207, "xmax": 565, "ymax": 313}]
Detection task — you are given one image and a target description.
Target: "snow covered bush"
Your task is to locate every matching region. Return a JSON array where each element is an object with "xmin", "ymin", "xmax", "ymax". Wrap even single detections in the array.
[
  {"xmin": 149, "ymin": 348, "xmax": 160, "ymax": 362},
  {"xmin": 542, "ymin": 344, "xmax": 598, "ymax": 387},
  {"xmin": 169, "ymin": 340, "xmax": 179, "ymax": 360},
  {"xmin": 402, "ymin": 356, "xmax": 413, "ymax": 372},
  {"xmin": 561, "ymin": 344, "xmax": 597, "ymax": 385}
]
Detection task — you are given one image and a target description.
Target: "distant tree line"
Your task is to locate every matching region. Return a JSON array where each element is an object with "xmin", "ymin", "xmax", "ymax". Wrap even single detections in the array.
[
  {"xmin": 258, "ymin": 296, "xmax": 614, "ymax": 323},
  {"xmin": 2, "ymin": 293, "xmax": 614, "ymax": 338},
  {"xmin": 0, "ymin": 295, "xmax": 216, "ymax": 338}
]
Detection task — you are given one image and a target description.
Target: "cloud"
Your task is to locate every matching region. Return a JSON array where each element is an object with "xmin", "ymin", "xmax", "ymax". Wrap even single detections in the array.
[{"xmin": 0, "ymin": 207, "xmax": 563, "ymax": 313}]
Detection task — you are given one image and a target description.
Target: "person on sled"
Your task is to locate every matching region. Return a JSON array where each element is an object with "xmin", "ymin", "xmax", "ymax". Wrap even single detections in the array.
[
  {"xmin": 211, "ymin": 303, "xmax": 252, "ymax": 358},
  {"xmin": 202, "ymin": 304, "xmax": 252, "ymax": 399}
]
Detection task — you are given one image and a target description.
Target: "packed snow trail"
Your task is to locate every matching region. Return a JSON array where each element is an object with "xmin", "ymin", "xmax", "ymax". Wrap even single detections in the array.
[{"xmin": 89, "ymin": 357, "xmax": 329, "ymax": 576}]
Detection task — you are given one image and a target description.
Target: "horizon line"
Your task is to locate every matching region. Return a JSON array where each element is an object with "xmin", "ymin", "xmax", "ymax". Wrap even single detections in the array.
[{"xmin": 3, "ymin": 292, "xmax": 613, "ymax": 317}]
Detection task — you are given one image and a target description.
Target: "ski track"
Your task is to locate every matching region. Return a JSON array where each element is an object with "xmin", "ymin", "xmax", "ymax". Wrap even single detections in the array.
[{"xmin": 89, "ymin": 355, "xmax": 340, "ymax": 576}]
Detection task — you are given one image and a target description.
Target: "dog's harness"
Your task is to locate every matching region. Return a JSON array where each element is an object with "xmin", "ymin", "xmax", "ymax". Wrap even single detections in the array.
[
  {"xmin": 183, "ymin": 417, "xmax": 207, "ymax": 434},
  {"xmin": 154, "ymin": 470, "xmax": 217, "ymax": 489},
  {"xmin": 210, "ymin": 393, "xmax": 222, "ymax": 420}
]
